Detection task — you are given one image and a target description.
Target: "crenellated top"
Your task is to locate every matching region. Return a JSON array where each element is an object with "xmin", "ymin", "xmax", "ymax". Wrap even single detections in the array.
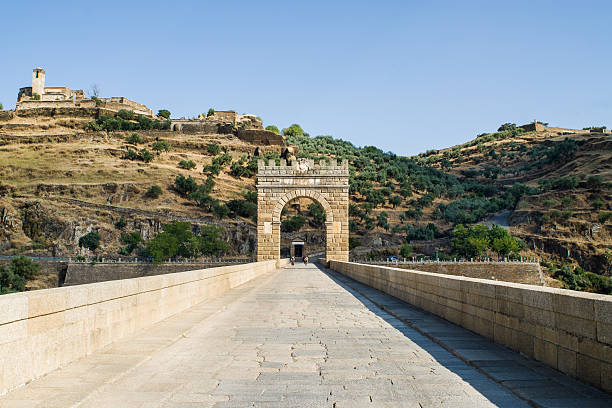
[{"xmin": 257, "ymin": 158, "xmax": 349, "ymax": 177}]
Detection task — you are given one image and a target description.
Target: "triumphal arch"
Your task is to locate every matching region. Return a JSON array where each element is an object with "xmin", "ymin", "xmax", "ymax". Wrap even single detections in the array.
[{"xmin": 256, "ymin": 158, "xmax": 349, "ymax": 262}]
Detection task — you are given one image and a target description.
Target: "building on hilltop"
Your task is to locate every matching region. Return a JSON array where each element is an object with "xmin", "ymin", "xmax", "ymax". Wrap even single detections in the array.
[
  {"xmin": 18, "ymin": 68, "xmax": 84, "ymax": 103},
  {"xmin": 16, "ymin": 67, "xmax": 154, "ymax": 117}
]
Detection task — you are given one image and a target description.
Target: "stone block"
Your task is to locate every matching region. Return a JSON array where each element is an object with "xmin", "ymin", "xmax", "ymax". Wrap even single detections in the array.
[
  {"xmin": 597, "ymin": 321, "xmax": 612, "ymax": 346},
  {"xmin": 557, "ymin": 347, "xmax": 577, "ymax": 377},
  {"xmin": 534, "ymin": 338, "xmax": 558, "ymax": 369},
  {"xmin": 0, "ymin": 292, "xmax": 28, "ymax": 325},
  {"xmin": 576, "ymin": 353, "xmax": 601, "ymax": 388},
  {"xmin": 554, "ymin": 292, "xmax": 595, "ymax": 320},
  {"xmin": 556, "ymin": 313, "xmax": 596, "ymax": 340},
  {"xmin": 595, "ymin": 296, "xmax": 612, "ymax": 324},
  {"xmin": 26, "ymin": 288, "xmax": 69, "ymax": 318}
]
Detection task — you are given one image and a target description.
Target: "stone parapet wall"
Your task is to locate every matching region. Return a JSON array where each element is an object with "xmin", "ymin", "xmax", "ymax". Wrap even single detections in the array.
[
  {"xmin": 369, "ymin": 261, "xmax": 543, "ymax": 285},
  {"xmin": 0, "ymin": 260, "xmax": 286, "ymax": 395},
  {"xmin": 16, "ymin": 98, "xmax": 154, "ymax": 117},
  {"xmin": 63, "ymin": 262, "xmax": 248, "ymax": 286},
  {"xmin": 329, "ymin": 261, "xmax": 612, "ymax": 392}
]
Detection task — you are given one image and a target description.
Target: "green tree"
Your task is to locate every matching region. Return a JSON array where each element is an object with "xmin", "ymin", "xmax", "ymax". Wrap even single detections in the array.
[
  {"xmin": 140, "ymin": 148, "xmax": 153, "ymax": 163},
  {"xmin": 308, "ymin": 202, "xmax": 326, "ymax": 227},
  {"xmin": 207, "ymin": 108, "xmax": 215, "ymax": 117},
  {"xmin": 157, "ymin": 109, "xmax": 171, "ymax": 119},
  {"xmin": 212, "ymin": 202, "xmax": 230, "ymax": 219},
  {"xmin": 377, "ymin": 212, "xmax": 390, "ymax": 231},
  {"xmin": 117, "ymin": 109, "xmax": 134, "ymax": 120},
  {"xmin": 450, "ymin": 224, "xmax": 489, "ymax": 258},
  {"xmin": 126, "ymin": 133, "xmax": 142, "ymax": 144},
  {"xmin": 115, "ymin": 216, "xmax": 127, "ymax": 229},
  {"xmin": 265, "ymin": 125, "xmax": 280, "ymax": 134},
  {"xmin": 206, "ymin": 142, "xmax": 221, "ymax": 155},
  {"xmin": 282, "ymin": 124, "xmax": 307, "ymax": 137},
  {"xmin": 227, "ymin": 199, "xmax": 257, "ymax": 220},
  {"xmin": 178, "ymin": 160, "xmax": 196, "ymax": 170},
  {"xmin": 199, "ymin": 225, "xmax": 230, "ymax": 255},
  {"xmin": 119, "ymin": 232, "xmax": 143, "ymax": 255},
  {"xmin": 281, "ymin": 215, "xmax": 306, "ymax": 232},
  {"xmin": 79, "ymin": 231, "xmax": 101, "ymax": 251},
  {"xmin": 491, "ymin": 234, "xmax": 520, "ymax": 257},
  {"xmin": 399, "ymin": 243, "xmax": 413, "ymax": 258},
  {"xmin": 389, "ymin": 195, "xmax": 402, "ymax": 208},
  {"xmin": 0, "ymin": 256, "xmax": 39, "ymax": 294},
  {"xmin": 0, "ymin": 102, "xmax": 3, "ymax": 110},
  {"xmin": 145, "ymin": 185, "xmax": 163, "ymax": 198},
  {"xmin": 152, "ymin": 141, "xmax": 170, "ymax": 152}
]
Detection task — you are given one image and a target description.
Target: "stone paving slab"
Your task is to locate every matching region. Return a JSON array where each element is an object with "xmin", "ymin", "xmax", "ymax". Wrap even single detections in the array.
[{"xmin": 1, "ymin": 264, "xmax": 608, "ymax": 407}]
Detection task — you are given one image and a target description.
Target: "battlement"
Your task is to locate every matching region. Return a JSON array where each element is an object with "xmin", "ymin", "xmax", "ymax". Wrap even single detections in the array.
[{"xmin": 257, "ymin": 158, "xmax": 348, "ymax": 175}]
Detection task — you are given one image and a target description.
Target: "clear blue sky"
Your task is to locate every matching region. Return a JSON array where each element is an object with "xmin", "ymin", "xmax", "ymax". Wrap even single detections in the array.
[{"xmin": 1, "ymin": 1, "xmax": 610, "ymax": 155}]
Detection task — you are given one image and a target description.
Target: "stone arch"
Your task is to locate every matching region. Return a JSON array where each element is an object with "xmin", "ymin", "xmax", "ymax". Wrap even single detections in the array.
[
  {"xmin": 271, "ymin": 190, "xmax": 334, "ymax": 224},
  {"xmin": 256, "ymin": 158, "xmax": 349, "ymax": 263}
]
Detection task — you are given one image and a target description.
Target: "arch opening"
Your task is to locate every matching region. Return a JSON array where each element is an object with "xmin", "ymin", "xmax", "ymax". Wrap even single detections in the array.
[{"xmin": 279, "ymin": 196, "xmax": 331, "ymax": 261}]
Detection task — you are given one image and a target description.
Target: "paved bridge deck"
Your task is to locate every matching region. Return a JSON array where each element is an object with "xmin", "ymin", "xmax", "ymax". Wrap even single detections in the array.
[{"xmin": 1, "ymin": 264, "xmax": 610, "ymax": 407}]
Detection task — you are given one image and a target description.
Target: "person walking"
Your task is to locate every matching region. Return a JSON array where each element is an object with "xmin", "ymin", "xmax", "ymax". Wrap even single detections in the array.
[
  {"xmin": 303, "ymin": 256, "xmax": 309, "ymax": 266},
  {"xmin": 290, "ymin": 256, "xmax": 295, "ymax": 266}
]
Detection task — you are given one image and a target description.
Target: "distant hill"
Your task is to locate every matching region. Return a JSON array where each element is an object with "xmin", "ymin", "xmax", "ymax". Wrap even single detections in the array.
[{"xmin": 0, "ymin": 109, "xmax": 610, "ymax": 291}]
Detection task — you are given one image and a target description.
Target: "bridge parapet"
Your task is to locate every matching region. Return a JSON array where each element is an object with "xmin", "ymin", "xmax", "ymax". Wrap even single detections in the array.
[
  {"xmin": 0, "ymin": 259, "xmax": 287, "ymax": 395},
  {"xmin": 329, "ymin": 261, "xmax": 612, "ymax": 393}
]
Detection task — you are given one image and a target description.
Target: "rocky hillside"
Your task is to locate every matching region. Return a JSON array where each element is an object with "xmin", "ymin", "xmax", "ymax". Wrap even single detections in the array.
[{"xmin": 0, "ymin": 110, "xmax": 610, "ymax": 291}]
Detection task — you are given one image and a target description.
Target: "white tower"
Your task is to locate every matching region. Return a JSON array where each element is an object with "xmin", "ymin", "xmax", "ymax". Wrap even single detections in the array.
[{"xmin": 32, "ymin": 67, "xmax": 45, "ymax": 97}]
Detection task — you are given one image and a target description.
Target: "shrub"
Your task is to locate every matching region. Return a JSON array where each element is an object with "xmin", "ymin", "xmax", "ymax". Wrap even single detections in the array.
[
  {"xmin": 178, "ymin": 160, "xmax": 196, "ymax": 170},
  {"xmin": 140, "ymin": 148, "xmax": 153, "ymax": 163},
  {"xmin": 207, "ymin": 108, "xmax": 215, "ymax": 117},
  {"xmin": 206, "ymin": 143, "xmax": 221, "ymax": 156},
  {"xmin": 124, "ymin": 148, "xmax": 153, "ymax": 163},
  {"xmin": 227, "ymin": 199, "xmax": 257, "ymax": 219},
  {"xmin": 451, "ymin": 224, "xmax": 523, "ymax": 258},
  {"xmin": 126, "ymin": 133, "xmax": 142, "ymax": 144},
  {"xmin": 119, "ymin": 231, "xmax": 143, "ymax": 255},
  {"xmin": 117, "ymin": 109, "xmax": 134, "ymax": 120},
  {"xmin": 0, "ymin": 102, "xmax": 3, "ymax": 110},
  {"xmin": 0, "ymin": 256, "xmax": 39, "ymax": 294},
  {"xmin": 157, "ymin": 109, "xmax": 171, "ymax": 119},
  {"xmin": 145, "ymin": 185, "xmax": 163, "ymax": 199},
  {"xmin": 561, "ymin": 197, "xmax": 573, "ymax": 208},
  {"xmin": 592, "ymin": 199, "xmax": 605, "ymax": 210},
  {"xmin": 79, "ymin": 231, "xmax": 101, "ymax": 251},
  {"xmin": 145, "ymin": 221, "xmax": 229, "ymax": 263},
  {"xmin": 376, "ymin": 212, "xmax": 390, "ymax": 231},
  {"xmin": 586, "ymin": 175, "xmax": 604, "ymax": 190},
  {"xmin": 399, "ymin": 243, "xmax": 413, "ymax": 258},
  {"xmin": 281, "ymin": 215, "xmax": 306, "ymax": 232},
  {"xmin": 265, "ymin": 125, "xmax": 280, "ymax": 134},
  {"xmin": 115, "ymin": 216, "xmax": 127, "ymax": 229},
  {"xmin": 174, "ymin": 175, "xmax": 198, "ymax": 197},
  {"xmin": 405, "ymin": 223, "xmax": 438, "ymax": 241},
  {"xmin": 599, "ymin": 212, "xmax": 612, "ymax": 223},
  {"xmin": 542, "ymin": 199, "xmax": 557, "ymax": 207},
  {"xmin": 308, "ymin": 202, "xmax": 326, "ymax": 227},
  {"xmin": 152, "ymin": 141, "xmax": 170, "ymax": 152},
  {"xmin": 388, "ymin": 195, "xmax": 402, "ymax": 208},
  {"xmin": 349, "ymin": 237, "xmax": 361, "ymax": 250},
  {"xmin": 212, "ymin": 202, "xmax": 230, "ymax": 219},
  {"xmin": 32, "ymin": 93, "xmax": 41, "ymax": 100}
]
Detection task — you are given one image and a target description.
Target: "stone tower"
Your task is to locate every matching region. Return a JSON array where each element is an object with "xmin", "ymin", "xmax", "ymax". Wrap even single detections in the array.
[{"xmin": 32, "ymin": 67, "xmax": 45, "ymax": 97}]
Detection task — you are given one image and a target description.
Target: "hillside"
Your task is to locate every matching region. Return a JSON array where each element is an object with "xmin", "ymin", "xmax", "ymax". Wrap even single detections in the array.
[{"xmin": 0, "ymin": 110, "xmax": 610, "ymax": 292}]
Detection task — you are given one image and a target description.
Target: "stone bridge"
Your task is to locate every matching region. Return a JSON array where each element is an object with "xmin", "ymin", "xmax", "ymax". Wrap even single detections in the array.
[{"xmin": 0, "ymin": 260, "xmax": 611, "ymax": 407}]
